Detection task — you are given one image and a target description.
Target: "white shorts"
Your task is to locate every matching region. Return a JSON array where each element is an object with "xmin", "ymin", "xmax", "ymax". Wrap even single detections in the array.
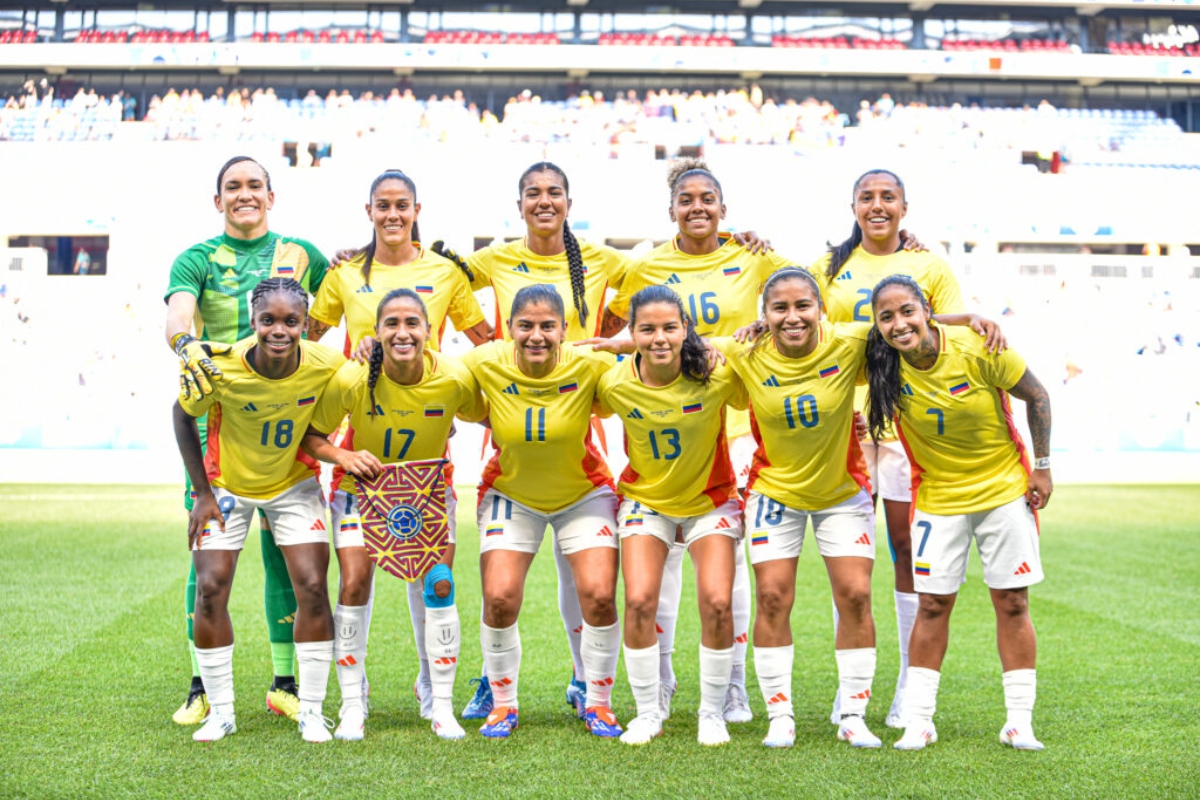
[
  {"xmin": 194, "ymin": 480, "xmax": 328, "ymax": 551},
  {"xmin": 330, "ymin": 487, "xmax": 457, "ymax": 550},
  {"xmin": 617, "ymin": 498, "xmax": 743, "ymax": 550},
  {"xmin": 745, "ymin": 489, "xmax": 876, "ymax": 565},
  {"xmin": 729, "ymin": 432, "xmax": 757, "ymax": 490},
  {"xmin": 911, "ymin": 496, "xmax": 1043, "ymax": 595},
  {"xmin": 862, "ymin": 439, "xmax": 912, "ymax": 503},
  {"xmin": 478, "ymin": 486, "xmax": 619, "ymax": 556}
]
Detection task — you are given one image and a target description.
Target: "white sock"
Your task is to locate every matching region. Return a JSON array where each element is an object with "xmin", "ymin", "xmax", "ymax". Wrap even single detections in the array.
[
  {"xmin": 657, "ymin": 542, "xmax": 685, "ymax": 687},
  {"xmin": 905, "ymin": 666, "xmax": 941, "ymax": 724},
  {"xmin": 835, "ymin": 647, "xmax": 877, "ymax": 719},
  {"xmin": 406, "ymin": 580, "xmax": 430, "ymax": 687},
  {"xmin": 894, "ymin": 591, "xmax": 918, "ymax": 694},
  {"xmin": 582, "ymin": 621, "xmax": 621, "ymax": 708},
  {"xmin": 624, "ymin": 643, "xmax": 660, "ymax": 719},
  {"xmin": 698, "ymin": 644, "xmax": 734, "ymax": 717},
  {"xmin": 333, "ymin": 604, "xmax": 368, "ymax": 714},
  {"xmin": 754, "ymin": 645, "xmax": 794, "ymax": 720},
  {"xmin": 730, "ymin": 541, "xmax": 751, "ymax": 685},
  {"xmin": 295, "ymin": 640, "xmax": 334, "ymax": 714},
  {"xmin": 553, "ymin": 539, "xmax": 586, "ymax": 682},
  {"xmin": 196, "ymin": 643, "xmax": 235, "ymax": 714},
  {"xmin": 481, "ymin": 622, "xmax": 521, "ymax": 708},
  {"xmin": 425, "ymin": 604, "xmax": 461, "ymax": 716},
  {"xmin": 1002, "ymin": 668, "xmax": 1037, "ymax": 728},
  {"xmin": 362, "ymin": 569, "xmax": 375, "ymax": 665}
]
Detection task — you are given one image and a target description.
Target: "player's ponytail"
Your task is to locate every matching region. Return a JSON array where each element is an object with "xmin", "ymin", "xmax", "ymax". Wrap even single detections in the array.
[
  {"xmin": 366, "ymin": 340, "xmax": 384, "ymax": 417},
  {"xmin": 628, "ymin": 285, "xmax": 711, "ymax": 385},
  {"xmin": 864, "ymin": 273, "xmax": 923, "ymax": 442},
  {"xmin": 828, "ymin": 168, "xmax": 906, "ymax": 280},
  {"xmin": 563, "ymin": 220, "xmax": 589, "ymax": 328},
  {"xmin": 362, "ymin": 169, "xmax": 420, "ymax": 288}
]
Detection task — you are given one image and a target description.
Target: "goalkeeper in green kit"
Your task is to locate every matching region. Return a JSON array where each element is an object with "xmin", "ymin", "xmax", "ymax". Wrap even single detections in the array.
[{"xmin": 164, "ymin": 156, "xmax": 328, "ymax": 725}]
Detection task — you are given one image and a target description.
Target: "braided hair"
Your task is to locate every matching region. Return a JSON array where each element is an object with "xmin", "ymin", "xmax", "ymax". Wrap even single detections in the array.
[
  {"xmin": 250, "ymin": 277, "xmax": 308, "ymax": 314},
  {"xmin": 367, "ymin": 287, "xmax": 429, "ymax": 416},
  {"xmin": 361, "ymin": 169, "xmax": 421, "ymax": 288},
  {"xmin": 826, "ymin": 169, "xmax": 906, "ymax": 280},
  {"xmin": 518, "ymin": 162, "xmax": 589, "ymax": 328},
  {"xmin": 666, "ymin": 157, "xmax": 723, "ymax": 202},
  {"xmin": 864, "ymin": 274, "xmax": 926, "ymax": 443},
  {"xmin": 216, "ymin": 155, "xmax": 271, "ymax": 193},
  {"xmin": 431, "ymin": 240, "xmax": 475, "ymax": 285},
  {"xmin": 628, "ymin": 284, "xmax": 712, "ymax": 385}
]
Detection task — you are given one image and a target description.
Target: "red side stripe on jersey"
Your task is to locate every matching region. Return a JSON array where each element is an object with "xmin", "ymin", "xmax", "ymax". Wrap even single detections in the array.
[
  {"xmin": 845, "ymin": 419, "xmax": 874, "ymax": 497},
  {"xmin": 745, "ymin": 404, "xmax": 771, "ymax": 495},
  {"xmin": 894, "ymin": 419, "xmax": 924, "ymax": 523},
  {"xmin": 702, "ymin": 422, "xmax": 740, "ymax": 509},
  {"xmin": 204, "ymin": 403, "xmax": 224, "ymax": 486}
]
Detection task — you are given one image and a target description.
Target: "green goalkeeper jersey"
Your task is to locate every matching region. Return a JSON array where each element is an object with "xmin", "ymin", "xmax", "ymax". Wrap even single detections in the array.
[{"xmin": 165, "ymin": 231, "xmax": 328, "ymax": 343}]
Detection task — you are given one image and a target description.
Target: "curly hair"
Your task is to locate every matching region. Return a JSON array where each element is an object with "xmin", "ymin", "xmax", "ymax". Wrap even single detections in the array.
[{"xmin": 667, "ymin": 157, "xmax": 723, "ymax": 202}]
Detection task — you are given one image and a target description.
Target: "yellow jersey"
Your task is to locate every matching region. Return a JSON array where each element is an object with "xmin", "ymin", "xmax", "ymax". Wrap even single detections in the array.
[
  {"xmin": 596, "ymin": 358, "xmax": 747, "ymax": 516},
  {"xmin": 461, "ymin": 340, "xmax": 615, "ymax": 512},
  {"xmin": 714, "ymin": 325, "xmax": 871, "ymax": 510},
  {"xmin": 893, "ymin": 326, "xmax": 1031, "ymax": 515},
  {"xmin": 180, "ymin": 338, "xmax": 345, "ymax": 499},
  {"xmin": 309, "ymin": 246, "xmax": 485, "ymax": 352},
  {"xmin": 310, "ymin": 350, "xmax": 487, "ymax": 493},
  {"xmin": 467, "ymin": 238, "xmax": 629, "ymax": 341}
]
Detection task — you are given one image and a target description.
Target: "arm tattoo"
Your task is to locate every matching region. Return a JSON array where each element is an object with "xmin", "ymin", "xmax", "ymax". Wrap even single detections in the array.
[
  {"xmin": 598, "ymin": 308, "xmax": 627, "ymax": 339},
  {"xmin": 1008, "ymin": 368, "xmax": 1052, "ymax": 457}
]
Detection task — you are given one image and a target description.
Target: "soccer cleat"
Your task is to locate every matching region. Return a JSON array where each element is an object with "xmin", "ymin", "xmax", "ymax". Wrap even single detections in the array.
[
  {"xmin": 885, "ymin": 692, "xmax": 906, "ymax": 729},
  {"xmin": 1000, "ymin": 725, "xmax": 1045, "ymax": 751},
  {"xmin": 432, "ymin": 709, "xmax": 466, "ymax": 741},
  {"xmin": 697, "ymin": 711, "xmax": 730, "ymax": 747},
  {"xmin": 479, "ymin": 706, "xmax": 519, "ymax": 739},
  {"xmin": 462, "ymin": 676, "xmax": 494, "ymax": 720},
  {"xmin": 762, "ymin": 715, "xmax": 796, "ymax": 748},
  {"xmin": 565, "ymin": 676, "xmax": 588, "ymax": 720},
  {"xmin": 723, "ymin": 682, "xmax": 753, "ymax": 723},
  {"xmin": 192, "ymin": 709, "xmax": 236, "ymax": 743},
  {"xmin": 829, "ymin": 688, "xmax": 842, "ymax": 725},
  {"xmin": 172, "ymin": 686, "xmax": 210, "ymax": 726},
  {"xmin": 266, "ymin": 679, "xmax": 301, "ymax": 722},
  {"xmin": 584, "ymin": 706, "xmax": 623, "ymax": 739},
  {"xmin": 334, "ymin": 705, "xmax": 365, "ymax": 742},
  {"xmin": 619, "ymin": 713, "xmax": 662, "ymax": 746},
  {"xmin": 838, "ymin": 715, "xmax": 883, "ymax": 748},
  {"xmin": 659, "ymin": 680, "xmax": 677, "ymax": 721},
  {"xmin": 414, "ymin": 680, "xmax": 434, "ymax": 721},
  {"xmin": 298, "ymin": 710, "xmax": 334, "ymax": 743},
  {"xmin": 894, "ymin": 720, "xmax": 938, "ymax": 751}
]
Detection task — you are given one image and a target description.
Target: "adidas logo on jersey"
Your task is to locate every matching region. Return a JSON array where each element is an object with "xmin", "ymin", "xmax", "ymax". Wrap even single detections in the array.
[
  {"xmin": 626, "ymin": 408, "xmax": 645, "ymax": 419},
  {"xmin": 837, "ymin": 271, "xmax": 853, "ymax": 281},
  {"xmin": 240, "ymin": 402, "xmax": 258, "ymax": 412},
  {"xmin": 502, "ymin": 382, "xmax": 520, "ymax": 396},
  {"xmin": 855, "ymin": 533, "xmax": 872, "ymax": 545},
  {"xmin": 513, "ymin": 262, "xmax": 530, "ymax": 273},
  {"xmin": 310, "ymin": 519, "xmax": 327, "ymax": 531},
  {"xmin": 1014, "ymin": 561, "xmax": 1032, "ymax": 576},
  {"xmin": 762, "ymin": 375, "xmax": 781, "ymax": 387},
  {"xmin": 355, "ymin": 285, "xmax": 374, "ymax": 294},
  {"xmin": 665, "ymin": 273, "xmax": 682, "ymax": 285},
  {"xmin": 901, "ymin": 383, "xmax": 914, "ymax": 396}
]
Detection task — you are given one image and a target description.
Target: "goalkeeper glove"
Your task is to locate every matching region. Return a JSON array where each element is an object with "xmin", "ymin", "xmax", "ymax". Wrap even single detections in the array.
[{"xmin": 173, "ymin": 333, "xmax": 231, "ymax": 400}]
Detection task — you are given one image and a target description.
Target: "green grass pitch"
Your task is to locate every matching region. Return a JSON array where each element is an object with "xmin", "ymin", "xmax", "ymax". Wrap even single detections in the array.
[{"xmin": 0, "ymin": 484, "xmax": 1197, "ymax": 798}]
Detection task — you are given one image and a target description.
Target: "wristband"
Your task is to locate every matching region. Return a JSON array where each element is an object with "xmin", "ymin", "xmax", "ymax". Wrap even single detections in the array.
[
  {"xmin": 1034, "ymin": 456, "xmax": 1050, "ymax": 470},
  {"xmin": 172, "ymin": 332, "xmax": 196, "ymax": 355}
]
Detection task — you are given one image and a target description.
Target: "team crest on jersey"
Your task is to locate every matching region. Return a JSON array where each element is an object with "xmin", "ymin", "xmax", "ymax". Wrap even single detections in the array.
[
  {"xmin": 415, "ymin": 285, "xmax": 433, "ymax": 294},
  {"xmin": 274, "ymin": 265, "xmax": 295, "ymax": 276},
  {"xmin": 624, "ymin": 514, "xmax": 644, "ymax": 527},
  {"xmin": 355, "ymin": 459, "xmax": 449, "ymax": 582},
  {"xmin": 558, "ymin": 382, "xmax": 578, "ymax": 394},
  {"xmin": 949, "ymin": 380, "xmax": 971, "ymax": 396},
  {"xmin": 297, "ymin": 395, "xmax": 316, "ymax": 406},
  {"xmin": 723, "ymin": 266, "xmax": 741, "ymax": 277},
  {"xmin": 682, "ymin": 401, "xmax": 703, "ymax": 414},
  {"xmin": 424, "ymin": 405, "xmax": 445, "ymax": 417},
  {"xmin": 818, "ymin": 363, "xmax": 841, "ymax": 379}
]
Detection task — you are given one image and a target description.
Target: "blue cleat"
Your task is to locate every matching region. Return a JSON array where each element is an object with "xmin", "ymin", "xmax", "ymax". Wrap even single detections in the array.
[
  {"xmin": 565, "ymin": 676, "xmax": 587, "ymax": 720},
  {"xmin": 462, "ymin": 676, "xmax": 494, "ymax": 720},
  {"xmin": 584, "ymin": 706, "xmax": 623, "ymax": 739},
  {"xmin": 479, "ymin": 706, "xmax": 519, "ymax": 739}
]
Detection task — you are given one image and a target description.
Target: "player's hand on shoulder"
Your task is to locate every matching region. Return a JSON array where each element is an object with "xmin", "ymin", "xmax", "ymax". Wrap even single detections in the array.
[
  {"xmin": 899, "ymin": 229, "xmax": 929, "ymax": 252},
  {"xmin": 967, "ymin": 314, "xmax": 1007, "ymax": 353},
  {"xmin": 575, "ymin": 337, "xmax": 634, "ymax": 355},
  {"xmin": 733, "ymin": 230, "xmax": 773, "ymax": 254},
  {"xmin": 174, "ymin": 334, "xmax": 229, "ymax": 400},
  {"xmin": 354, "ymin": 336, "xmax": 377, "ymax": 364},
  {"xmin": 733, "ymin": 319, "xmax": 767, "ymax": 343},
  {"xmin": 330, "ymin": 248, "xmax": 357, "ymax": 269}
]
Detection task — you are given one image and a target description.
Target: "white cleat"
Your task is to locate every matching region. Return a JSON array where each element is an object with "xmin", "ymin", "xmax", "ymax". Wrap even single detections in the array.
[
  {"xmin": 298, "ymin": 710, "xmax": 334, "ymax": 743},
  {"xmin": 837, "ymin": 715, "xmax": 882, "ymax": 748},
  {"xmin": 1000, "ymin": 725, "xmax": 1044, "ymax": 751},
  {"xmin": 192, "ymin": 709, "xmax": 236, "ymax": 743},
  {"xmin": 431, "ymin": 709, "xmax": 466, "ymax": 741},
  {"xmin": 334, "ymin": 705, "xmax": 365, "ymax": 741},
  {"xmin": 619, "ymin": 713, "xmax": 663, "ymax": 746},
  {"xmin": 885, "ymin": 693, "xmax": 906, "ymax": 729},
  {"xmin": 414, "ymin": 680, "xmax": 434, "ymax": 721},
  {"xmin": 762, "ymin": 715, "xmax": 795, "ymax": 748},
  {"xmin": 723, "ymin": 682, "xmax": 754, "ymax": 723},
  {"xmin": 894, "ymin": 720, "xmax": 938, "ymax": 751},
  {"xmin": 697, "ymin": 711, "xmax": 730, "ymax": 747},
  {"xmin": 659, "ymin": 680, "xmax": 677, "ymax": 722},
  {"xmin": 829, "ymin": 689, "xmax": 842, "ymax": 725}
]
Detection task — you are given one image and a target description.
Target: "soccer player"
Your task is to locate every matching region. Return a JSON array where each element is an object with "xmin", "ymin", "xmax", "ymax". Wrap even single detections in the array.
[
  {"xmin": 809, "ymin": 168, "xmax": 965, "ymax": 729},
  {"xmin": 305, "ymin": 169, "xmax": 491, "ymax": 724},
  {"xmin": 865, "ymin": 274, "xmax": 1052, "ymax": 751},
  {"xmin": 164, "ymin": 156, "xmax": 328, "ymax": 726},
  {"xmin": 302, "ymin": 288, "xmax": 486, "ymax": 741},
  {"xmin": 172, "ymin": 278, "xmax": 343, "ymax": 743},
  {"xmin": 595, "ymin": 286, "xmax": 747, "ymax": 747},
  {"xmin": 460, "ymin": 284, "xmax": 621, "ymax": 740},
  {"xmin": 604, "ymin": 159, "xmax": 796, "ymax": 724}
]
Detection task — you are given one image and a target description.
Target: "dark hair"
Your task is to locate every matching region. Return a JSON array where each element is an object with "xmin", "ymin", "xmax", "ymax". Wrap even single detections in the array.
[
  {"xmin": 250, "ymin": 277, "xmax": 307, "ymax": 314},
  {"xmin": 667, "ymin": 157, "xmax": 723, "ymax": 203},
  {"xmin": 825, "ymin": 169, "xmax": 906, "ymax": 280},
  {"xmin": 629, "ymin": 285, "xmax": 711, "ymax": 384},
  {"xmin": 367, "ymin": 287, "xmax": 429, "ymax": 416},
  {"xmin": 760, "ymin": 267, "xmax": 822, "ymax": 316},
  {"xmin": 865, "ymin": 274, "xmax": 927, "ymax": 443},
  {"xmin": 518, "ymin": 162, "xmax": 589, "ymax": 328},
  {"xmin": 216, "ymin": 156, "xmax": 271, "ymax": 194},
  {"xmin": 510, "ymin": 283, "xmax": 564, "ymax": 321},
  {"xmin": 360, "ymin": 170, "xmax": 422, "ymax": 288}
]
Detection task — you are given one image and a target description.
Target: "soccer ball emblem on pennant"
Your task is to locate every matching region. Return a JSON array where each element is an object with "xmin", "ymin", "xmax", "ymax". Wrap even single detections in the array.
[{"xmin": 354, "ymin": 458, "xmax": 449, "ymax": 582}]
